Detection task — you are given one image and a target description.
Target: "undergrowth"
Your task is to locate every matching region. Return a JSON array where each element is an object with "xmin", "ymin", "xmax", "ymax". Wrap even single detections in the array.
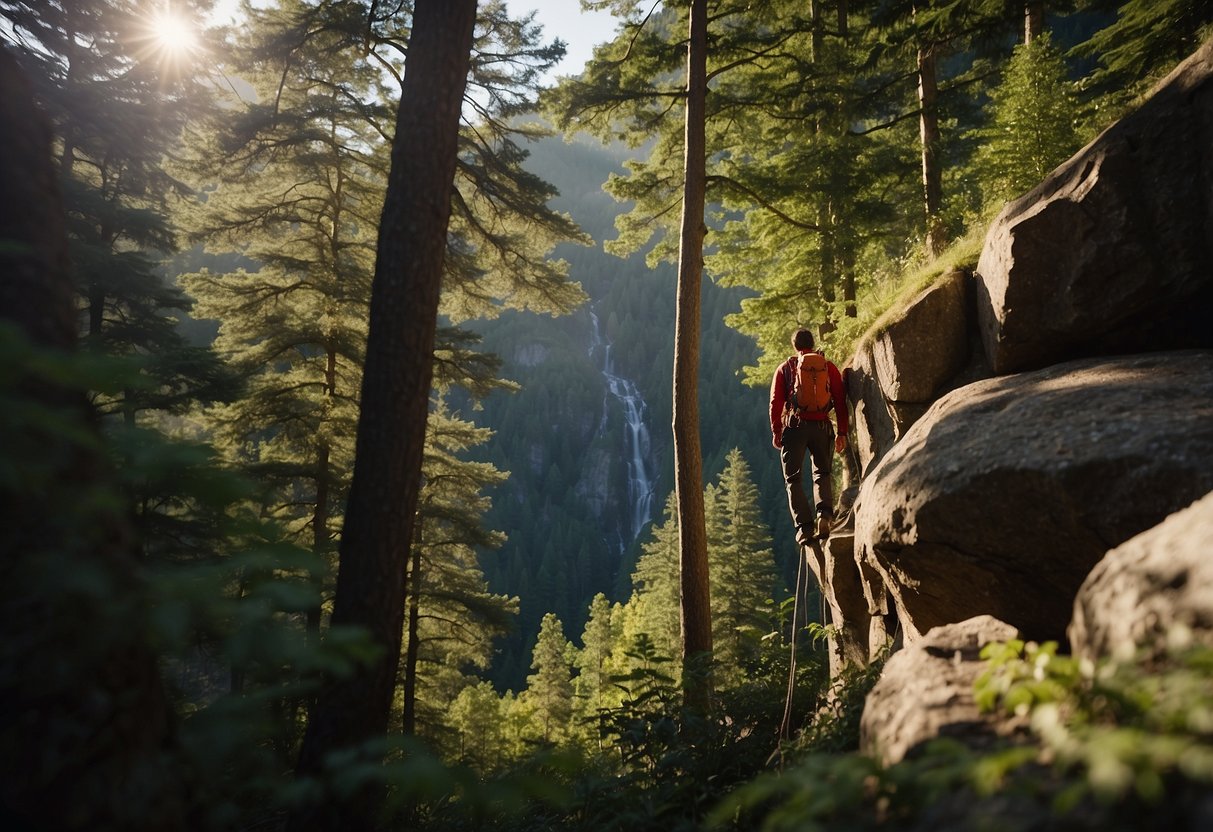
[{"xmin": 710, "ymin": 640, "xmax": 1213, "ymax": 832}]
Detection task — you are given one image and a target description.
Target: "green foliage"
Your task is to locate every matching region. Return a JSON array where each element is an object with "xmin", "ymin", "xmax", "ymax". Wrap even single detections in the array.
[
  {"xmin": 713, "ymin": 641, "xmax": 1213, "ymax": 832},
  {"xmin": 525, "ymin": 612, "xmax": 577, "ymax": 745},
  {"xmin": 823, "ymin": 223, "xmax": 988, "ymax": 368},
  {"xmin": 2, "ymin": 0, "xmax": 236, "ymax": 419},
  {"xmin": 1075, "ymin": 0, "xmax": 1213, "ymax": 99},
  {"xmin": 977, "ymin": 640, "xmax": 1213, "ymax": 805},
  {"xmin": 0, "ymin": 324, "xmax": 373, "ymax": 827},
  {"xmin": 971, "ymin": 33, "xmax": 1083, "ymax": 205},
  {"xmin": 708, "ymin": 449, "xmax": 779, "ymax": 685}
]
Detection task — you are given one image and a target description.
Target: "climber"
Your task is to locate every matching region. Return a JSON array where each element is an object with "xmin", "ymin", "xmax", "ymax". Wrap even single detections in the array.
[{"xmin": 770, "ymin": 327, "xmax": 848, "ymax": 547}]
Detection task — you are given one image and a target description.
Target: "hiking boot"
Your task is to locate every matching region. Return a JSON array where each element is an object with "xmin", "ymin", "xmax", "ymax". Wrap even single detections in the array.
[{"xmin": 816, "ymin": 514, "xmax": 833, "ymax": 540}]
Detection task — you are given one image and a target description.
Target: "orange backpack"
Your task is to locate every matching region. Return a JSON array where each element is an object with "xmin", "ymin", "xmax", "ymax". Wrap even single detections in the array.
[{"xmin": 786, "ymin": 352, "xmax": 832, "ymax": 419}]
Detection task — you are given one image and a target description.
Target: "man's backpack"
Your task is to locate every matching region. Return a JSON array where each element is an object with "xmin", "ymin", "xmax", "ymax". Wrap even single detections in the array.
[{"xmin": 783, "ymin": 352, "xmax": 831, "ymax": 426}]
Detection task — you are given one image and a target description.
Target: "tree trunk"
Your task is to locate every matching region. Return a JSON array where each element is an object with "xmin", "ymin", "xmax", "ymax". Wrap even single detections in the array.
[
  {"xmin": 0, "ymin": 49, "xmax": 188, "ymax": 832},
  {"xmin": 309, "ymin": 439, "xmax": 330, "ymax": 645},
  {"xmin": 842, "ymin": 246, "xmax": 857, "ymax": 319},
  {"xmin": 401, "ymin": 532, "xmax": 423, "ymax": 736},
  {"xmin": 308, "ymin": 344, "xmax": 335, "ymax": 646},
  {"xmin": 1024, "ymin": 2, "xmax": 1045, "ymax": 44},
  {"xmin": 675, "ymin": 0, "xmax": 713, "ymax": 713},
  {"xmin": 916, "ymin": 39, "xmax": 945, "ymax": 258},
  {"xmin": 289, "ymin": 2, "xmax": 478, "ymax": 829},
  {"xmin": 810, "ymin": 0, "xmax": 823, "ymax": 63}
]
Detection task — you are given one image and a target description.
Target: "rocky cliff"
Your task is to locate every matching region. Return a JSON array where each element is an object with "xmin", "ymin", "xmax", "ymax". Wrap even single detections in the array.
[{"xmin": 818, "ymin": 36, "xmax": 1213, "ymax": 765}]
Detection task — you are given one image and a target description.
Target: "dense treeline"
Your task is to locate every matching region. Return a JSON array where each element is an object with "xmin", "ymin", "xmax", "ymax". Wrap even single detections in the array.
[{"xmin": 2, "ymin": 0, "xmax": 1212, "ymax": 829}]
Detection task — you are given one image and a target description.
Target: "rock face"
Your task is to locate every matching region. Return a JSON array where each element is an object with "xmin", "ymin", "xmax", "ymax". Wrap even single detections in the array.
[
  {"xmin": 848, "ymin": 269, "xmax": 980, "ymax": 475},
  {"xmin": 855, "ymin": 351, "xmax": 1213, "ymax": 644},
  {"xmin": 1070, "ymin": 490, "xmax": 1213, "ymax": 663},
  {"xmin": 975, "ymin": 38, "xmax": 1213, "ymax": 375},
  {"xmin": 803, "ymin": 532, "xmax": 873, "ymax": 678},
  {"xmin": 860, "ymin": 616, "xmax": 1023, "ymax": 766},
  {"xmin": 833, "ymin": 38, "xmax": 1213, "ymax": 795}
]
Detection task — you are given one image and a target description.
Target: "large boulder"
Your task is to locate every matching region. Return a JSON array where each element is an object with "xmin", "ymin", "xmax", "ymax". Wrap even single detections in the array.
[
  {"xmin": 860, "ymin": 616, "xmax": 1023, "ymax": 766},
  {"xmin": 870, "ymin": 269, "xmax": 971, "ymax": 404},
  {"xmin": 848, "ymin": 269, "xmax": 978, "ymax": 475},
  {"xmin": 854, "ymin": 351, "xmax": 1213, "ymax": 644},
  {"xmin": 976, "ymin": 37, "xmax": 1213, "ymax": 375},
  {"xmin": 1070, "ymin": 490, "xmax": 1213, "ymax": 664}
]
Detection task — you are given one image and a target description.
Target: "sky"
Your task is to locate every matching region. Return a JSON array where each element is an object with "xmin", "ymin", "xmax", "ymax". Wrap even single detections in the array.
[{"xmin": 508, "ymin": 0, "xmax": 619, "ymax": 79}]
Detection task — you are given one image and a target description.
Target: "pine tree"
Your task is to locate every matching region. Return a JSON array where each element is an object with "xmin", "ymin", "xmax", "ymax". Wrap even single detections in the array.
[
  {"xmin": 524, "ymin": 612, "xmax": 575, "ymax": 744},
  {"xmin": 447, "ymin": 681, "xmax": 507, "ymax": 772},
  {"xmin": 707, "ymin": 449, "xmax": 778, "ymax": 687},
  {"xmin": 575, "ymin": 592, "xmax": 616, "ymax": 715},
  {"xmin": 181, "ymin": 0, "xmax": 387, "ymax": 634},
  {"xmin": 0, "ymin": 47, "xmax": 190, "ymax": 830},
  {"xmin": 1076, "ymin": 0, "xmax": 1213, "ymax": 99},
  {"xmin": 289, "ymin": 3, "xmax": 479, "ymax": 827},
  {"xmin": 627, "ymin": 493, "xmax": 684, "ymax": 672},
  {"xmin": 972, "ymin": 33, "xmax": 1082, "ymax": 204}
]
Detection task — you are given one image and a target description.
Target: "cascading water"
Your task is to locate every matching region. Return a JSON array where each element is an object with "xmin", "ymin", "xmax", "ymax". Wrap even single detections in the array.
[{"xmin": 588, "ymin": 309, "xmax": 656, "ymax": 550}]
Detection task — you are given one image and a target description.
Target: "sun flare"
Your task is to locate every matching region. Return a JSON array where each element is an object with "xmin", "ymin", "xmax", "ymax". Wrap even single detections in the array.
[
  {"xmin": 132, "ymin": 4, "xmax": 203, "ymax": 78},
  {"xmin": 150, "ymin": 12, "xmax": 199, "ymax": 56}
]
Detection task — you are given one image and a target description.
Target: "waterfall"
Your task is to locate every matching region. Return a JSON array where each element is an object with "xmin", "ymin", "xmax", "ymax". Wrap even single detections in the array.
[{"xmin": 589, "ymin": 309, "xmax": 656, "ymax": 549}]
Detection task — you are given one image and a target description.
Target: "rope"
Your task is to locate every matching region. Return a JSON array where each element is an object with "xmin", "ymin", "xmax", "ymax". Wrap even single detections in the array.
[{"xmin": 778, "ymin": 539, "xmax": 808, "ymax": 749}]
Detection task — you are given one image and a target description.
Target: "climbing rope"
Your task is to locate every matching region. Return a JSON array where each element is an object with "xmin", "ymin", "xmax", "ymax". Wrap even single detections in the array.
[{"xmin": 777, "ymin": 539, "xmax": 810, "ymax": 750}]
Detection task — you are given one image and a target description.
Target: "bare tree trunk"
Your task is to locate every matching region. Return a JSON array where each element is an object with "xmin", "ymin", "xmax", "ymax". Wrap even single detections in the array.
[
  {"xmin": 401, "ymin": 534, "xmax": 422, "ymax": 736},
  {"xmin": 917, "ymin": 39, "xmax": 945, "ymax": 257},
  {"xmin": 289, "ymin": 2, "xmax": 478, "ymax": 829},
  {"xmin": 1024, "ymin": 2, "xmax": 1045, "ymax": 43},
  {"xmin": 0, "ymin": 49, "xmax": 188, "ymax": 832},
  {"xmin": 675, "ymin": 0, "xmax": 713, "ymax": 713},
  {"xmin": 810, "ymin": 0, "xmax": 824, "ymax": 63},
  {"xmin": 309, "ymin": 439, "xmax": 330, "ymax": 644}
]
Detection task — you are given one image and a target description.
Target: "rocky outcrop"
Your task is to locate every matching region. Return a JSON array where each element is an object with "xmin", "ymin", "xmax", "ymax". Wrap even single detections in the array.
[
  {"xmin": 848, "ymin": 269, "xmax": 980, "ymax": 475},
  {"xmin": 803, "ymin": 531, "xmax": 873, "ymax": 678},
  {"xmin": 975, "ymin": 37, "xmax": 1213, "ymax": 375},
  {"xmin": 1070, "ymin": 490, "xmax": 1213, "ymax": 664},
  {"xmin": 860, "ymin": 616, "xmax": 1024, "ymax": 766},
  {"xmin": 824, "ymin": 38, "xmax": 1213, "ymax": 804},
  {"xmin": 854, "ymin": 351, "xmax": 1213, "ymax": 644}
]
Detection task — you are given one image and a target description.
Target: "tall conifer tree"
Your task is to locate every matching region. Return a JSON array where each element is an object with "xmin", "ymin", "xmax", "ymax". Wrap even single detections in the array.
[
  {"xmin": 289, "ymin": 2, "xmax": 479, "ymax": 828},
  {"xmin": 525, "ymin": 612, "xmax": 575, "ymax": 744},
  {"xmin": 971, "ymin": 33, "xmax": 1081, "ymax": 204},
  {"xmin": 707, "ymin": 449, "xmax": 777, "ymax": 685}
]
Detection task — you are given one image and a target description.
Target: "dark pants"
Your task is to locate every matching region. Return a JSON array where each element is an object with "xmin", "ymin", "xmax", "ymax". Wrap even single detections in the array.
[{"xmin": 780, "ymin": 419, "xmax": 835, "ymax": 539}]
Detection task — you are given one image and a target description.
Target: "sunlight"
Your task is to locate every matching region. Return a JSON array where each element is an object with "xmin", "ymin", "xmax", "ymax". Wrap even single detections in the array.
[
  {"xmin": 150, "ymin": 11, "xmax": 198, "ymax": 56},
  {"xmin": 132, "ymin": 3, "xmax": 202, "ymax": 77}
]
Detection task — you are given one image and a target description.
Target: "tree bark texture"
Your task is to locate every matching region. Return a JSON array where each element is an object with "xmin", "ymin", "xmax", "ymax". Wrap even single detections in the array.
[
  {"xmin": 0, "ymin": 48, "xmax": 188, "ymax": 831},
  {"xmin": 289, "ymin": 1, "xmax": 478, "ymax": 829},
  {"xmin": 674, "ymin": 0, "xmax": 714, "ymax": 711}
]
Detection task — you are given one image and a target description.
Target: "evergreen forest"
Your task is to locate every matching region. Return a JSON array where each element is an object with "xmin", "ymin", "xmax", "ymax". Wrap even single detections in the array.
[{"xmin": 2, "ymin": 1, "xmax": 1212, "ymax": 831}]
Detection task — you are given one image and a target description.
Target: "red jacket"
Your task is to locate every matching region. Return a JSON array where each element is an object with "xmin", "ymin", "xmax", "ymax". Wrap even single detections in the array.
[{"xmin": 769, "ymin": 351, "xmax": 849, "ymax": 443}]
